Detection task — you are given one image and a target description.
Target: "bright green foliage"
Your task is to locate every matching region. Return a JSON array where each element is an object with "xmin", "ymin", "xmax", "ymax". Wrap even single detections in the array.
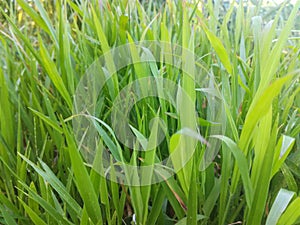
[{"xmin": 0, "ymin": 0, "xmax": 300, "ymax": 224}]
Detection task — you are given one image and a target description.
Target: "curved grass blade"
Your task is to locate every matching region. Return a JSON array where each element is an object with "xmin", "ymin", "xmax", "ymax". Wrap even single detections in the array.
[
  {"xmin": 212, "ymin": 135, "xmax": 253, "ymax": 207},
  {"xmin": 278, "ymin": 197, "xmax": 300, "ymax": 225},
  {"xmin": 266, "ymin": 189, "xmax": 294, "ymax": 225}
]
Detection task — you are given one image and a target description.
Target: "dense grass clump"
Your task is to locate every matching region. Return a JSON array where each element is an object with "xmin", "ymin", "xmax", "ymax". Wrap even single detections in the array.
[{"xmin": 0, "ymin": 0, "xmax": 300, "ymax": 224}]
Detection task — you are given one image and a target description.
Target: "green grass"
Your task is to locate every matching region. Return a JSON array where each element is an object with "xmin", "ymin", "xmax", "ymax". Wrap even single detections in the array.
[{"xmin": 0, "ymin": 0, "xmax": 300, "ymax": 224}]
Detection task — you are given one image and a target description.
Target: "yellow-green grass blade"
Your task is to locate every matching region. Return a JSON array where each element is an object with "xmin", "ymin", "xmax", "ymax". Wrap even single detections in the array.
[
  {"xmin": 230, "ymin": 75, "xmax": 294, "ymax": 206},
  {"xmin": 272, "ymin": 135, "xmax": 295, "ymax": 177},
  {"xmin": 91, "ymin": 7, "xmax": 119, "ymax": 99},
  {"xmin": 246, "ymin": 115, "xmax": 279, "ymax": 225},
  {"xmin": 201, "ymin": 22, "xmax": 232, "ymax": 75},
  {"xmin": 266, "ymin": 189, "xmax": 294, "ymax": 225},
  {"xmin": 251, "ymin": 0, "xmax": 300, "ymax": 110},
  {"xmin": 250, "ymin": 107, "xmax": 272, "ymax": 189},
  {"xmin": 278, "ymin": 197, "xmax": 300, "ymax": 225},
  {"xmin": 39, "ymin": 38, "xmax": 72, "ymax": 108}
]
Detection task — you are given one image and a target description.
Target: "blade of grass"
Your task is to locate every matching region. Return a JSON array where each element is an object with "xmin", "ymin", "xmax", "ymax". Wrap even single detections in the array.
[
  {"xmin": 91, "ymin": 6, "xmax": 118, "ymax": 99},
  {"xmin": 19, "ymin": 199, "xmax": 48, "ymax": 225},
  {"xmin": 63, "ymin": 122, "xmax": 102, "ymax": 224},
  {"xmin": 212, "ymin": 135, "xmax": 253, "ymax": 207},
  {"xmin": 0, "ymin": 204, "xmax": 18, "ymax": 225},
  {"xmin": 231, "ymin": 75, "xmax": 292, "ymax": 194},
  {"xmin": 16, "ymin": 183, "xmax": 73, "ymax": 225},
  {"xmin": 246, "ymin": 114, "xmax": 278, "ymax": 225},
  {"xmin": 201, "ymin": 22, "xmax": 232, "ymax": 75},
  {"xmin": 187, "ymin": 160, "xmax": 197, "ymax": 224},
  {"xmin": 39, "ymin": 38, "xmax": 72, "ymax": 108},
  {"xmin": 16, "ymin": 0, "xmax": 49, "ymax": 34},
  {"xmin": 266, "ymin": 189, "xmax": 294, "ymax": 225},
  {"xmin": 29, "ymin": 108, "xmax": 63, "ymax": 133},
  {"xmin": 278, "ymin": 197, "xmax": 300, "ymax": 225}
]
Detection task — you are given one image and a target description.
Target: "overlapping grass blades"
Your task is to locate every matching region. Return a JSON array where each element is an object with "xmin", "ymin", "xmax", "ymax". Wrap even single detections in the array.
[{"xmin": 0, "ymin": 0, "xmax": 299, "ymax": 224}]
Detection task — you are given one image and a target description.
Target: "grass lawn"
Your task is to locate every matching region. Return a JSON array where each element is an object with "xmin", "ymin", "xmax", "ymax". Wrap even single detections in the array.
[{"xmin": 0, "ymin": 0, "xmax": 300, "ymax": 224}]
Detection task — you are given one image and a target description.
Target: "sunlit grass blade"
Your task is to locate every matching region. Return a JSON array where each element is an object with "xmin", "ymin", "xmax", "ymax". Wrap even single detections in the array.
[
  {"xmin": 272, "ymin": 135, "xmax": 295, "ymax": 177},
  {"xmin": 91, "ymin": 6, "xmax": 118, "ymax": 98},
  {"xmin": 0, "ymin": 1, "xmax": 299, "ymax": 225},
  {"xmin": 247, "ymin": 114, "xmax": 278, "ymax": 225},
  {"xmin": 258, "ymin": 0, "xmax": 300, "ymax": 96},
  {"xmin": 201, "ymin": 22, "xmax": 232, "ymax": 75},
  {"xmin": 278, "ymin": 197, "xmax": 300, "ymax": 225},
  {"xmin": 231, "ymin": 75, "xmax": 293, "ymax": 195},
  {"xmin": 266, "ymin": 189, "xmax": 294, "ymax": 225},
  {"xmin": 39, "ymin": 38, "xmax": 72, "ymax": 108}
]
